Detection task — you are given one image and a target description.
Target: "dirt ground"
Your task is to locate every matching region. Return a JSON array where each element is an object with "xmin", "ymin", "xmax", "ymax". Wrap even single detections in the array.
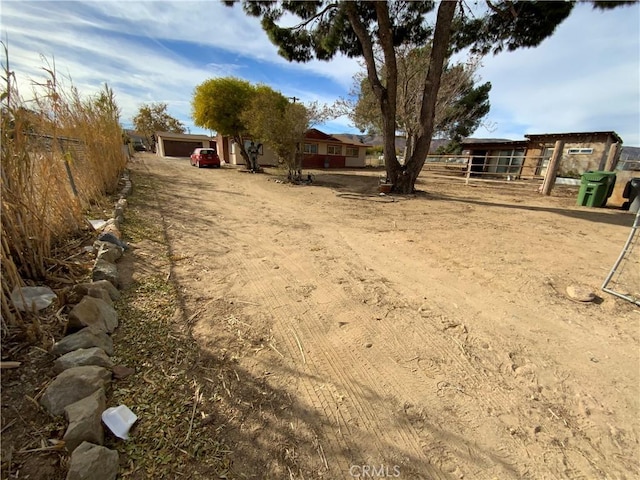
[{"xmin": 127, "ymin": 153, "xmax": 638, "ymax": 479}]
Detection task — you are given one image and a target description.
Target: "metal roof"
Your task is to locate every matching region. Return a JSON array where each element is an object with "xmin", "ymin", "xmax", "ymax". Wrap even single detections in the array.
[{"xmin": 525, "ymin": 131, "xmax": 623, "ymax": 143}]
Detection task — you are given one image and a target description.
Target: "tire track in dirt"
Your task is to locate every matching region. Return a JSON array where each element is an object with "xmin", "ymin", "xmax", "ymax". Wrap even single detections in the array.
[
  {"xmin": 218, "ymin": 189, "xmax": 519, "ymax": 478},
  {"xmin": 327, "ymin": 221, "xmax": 631, "ymax": 479},
  {"xmin": 224, "ymin": 233, "xmax": 440, "ymax": 477},
  {"xmin": 197, "ymin": 179, "xmax": 443, "ymax": 475},
  {"xmin": 144, "ymin": 158, "xmax": 638, "ymax": 479},
  {"xmin": 209, "ymin": 179, "xmax": 563, "ymax": 478},
  {"xmin": 305, "ymin": 227, "xmax": 530, "ymax": 479},
  {"xmin": 275, "ymin": 201, "xmax": 605, "ymax": 479}
]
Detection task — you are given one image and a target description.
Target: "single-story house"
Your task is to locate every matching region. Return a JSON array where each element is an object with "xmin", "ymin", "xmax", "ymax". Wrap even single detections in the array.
[
  {"xmin": 156, "ymin": 131, "xmax": 217, "ymax": 157},
  {"xmin": 460, "ymin": 131, "xmax": 623, "ymax": 179},
  {"xmin": 216, "ymin": 135, "xmax": 280, "ymax": 166},
  {"xmin": 302, "ymin": 129, "xmax": 367, "ymax": 168},
  {"xmin": 217, "ymin": 128, "xmax": 368, "ymax": 168}
]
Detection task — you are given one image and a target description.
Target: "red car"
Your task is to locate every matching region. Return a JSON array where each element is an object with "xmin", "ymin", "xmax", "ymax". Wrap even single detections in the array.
[{"xmin": 190, "ymin": 148, "xmax": 221, "ymax": 168}]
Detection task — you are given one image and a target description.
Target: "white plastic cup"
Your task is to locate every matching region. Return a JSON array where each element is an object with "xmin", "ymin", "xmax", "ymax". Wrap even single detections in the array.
[{"xmin": 102, "ymin": 405, "xmax": 137, "ymax": 440}]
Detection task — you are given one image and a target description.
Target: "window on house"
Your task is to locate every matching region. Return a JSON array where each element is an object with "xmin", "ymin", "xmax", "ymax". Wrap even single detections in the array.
[
  {"xmin": 346, "ymin": 147, "xmax": 358, "ymax": 156},
  {"xmin": 487, "ymin": 149, "xmax": 525, "ymax": 174},
  {"xmin": 327, "ymin": 145, "xmax": 342, "ymax": 155},
  {"xmin": 304, "ymin": 143, "xmax": 318, "ymax": 154},
  {"xmin": 568, "ymin": 148, "xmax": 594, "ymax": 154}
]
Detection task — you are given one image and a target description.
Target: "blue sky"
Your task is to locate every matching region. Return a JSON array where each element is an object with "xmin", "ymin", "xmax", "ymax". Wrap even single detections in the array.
[{"xmin": 2, "ymin": 1, "xmax": 639, "ymax": 146}]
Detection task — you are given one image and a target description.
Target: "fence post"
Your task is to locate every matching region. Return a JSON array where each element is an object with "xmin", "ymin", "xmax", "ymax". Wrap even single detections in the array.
[
  {"xmin": 540, "ymin": 140, "xmax": 564, "ymax": 196},
  {"xmin": 465, "ymin": 155, "xmax": 472, "ymax": 185},
  {"xmin": 58, "ymin": 138, "xmax": 79, "ymax": 197}
]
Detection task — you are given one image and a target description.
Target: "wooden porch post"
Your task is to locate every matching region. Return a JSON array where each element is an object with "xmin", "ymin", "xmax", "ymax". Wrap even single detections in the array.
[
  {"xmin": 540, "ymin": 140, "xmax": 564, "ymax": 196},
  {"xmin": 604, "ymin": 142, "xmax": 621, "ymax": 171}
]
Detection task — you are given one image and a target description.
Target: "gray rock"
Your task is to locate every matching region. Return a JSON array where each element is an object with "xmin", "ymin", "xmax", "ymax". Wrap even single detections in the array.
[
  {"xmin": 86, "ymin": 287, "xmax": 113, "ymax": 306},
  {"xmin": 92, "ymin": 259, "xmax": 118, "ymax": 288},
  {"xmin": 566, "ymin": 284, "xmax": 596, "ymax": 302},
  {"xmin": 40, "ymin": 366, "xmax": 112, "ymax": 416},
  {"xmin": 68, "ymin": 296, "xmax": 118, "ymax": 333},
  {"xmin": 11, "ymin": 285, "xmax": 57, "ymax": 312},
  {"xmin": 63, "ymin": 389, "xmax": 106, "ymax": 452},
  {"xmin": 54, "ymin": 348, "xmax": 114, "ymax": 373},
  {"xmin": 66, "ymin": 442, "xmax": 119, "ymax": 480},
  {"xmin": 51, "ymin": 328, "xmax": 114, "ymax": 357},
  {"xmin": 97, "ymin": 232, "xmax": 127, "ymax": 250},
  {"xmin": 119, "ymin": 178, "xmax": 132, "ymax": 198},
  {"xmin": 73, "ymin": 281, "xmax": 120, "ymax": 302},
  {"xmin": 93, "ymin": 240, "xmax": 123, "ymax": 263}
]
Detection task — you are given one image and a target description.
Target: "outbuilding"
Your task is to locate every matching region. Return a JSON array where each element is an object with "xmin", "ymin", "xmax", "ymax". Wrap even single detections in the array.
[{"xmin": 155, "ymin": 131, "xmax": 216, "ymax": 157}]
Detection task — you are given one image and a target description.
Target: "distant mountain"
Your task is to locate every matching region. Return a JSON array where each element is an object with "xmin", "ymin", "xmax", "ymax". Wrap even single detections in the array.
[{"xmin": 336, "ymin": 133, "xmax": 450, "ymax": 153}]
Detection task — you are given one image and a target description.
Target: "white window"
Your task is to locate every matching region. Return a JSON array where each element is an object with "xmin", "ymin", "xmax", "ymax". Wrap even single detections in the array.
[
  {"xmin": 568, "ymin": 147, "xmax": 594, "ymax": 154},
  {"xmin": 346, "ymin": 146, "xmax": 358, "ymax": 156},
  {"xmin": 304, "ymin": 143, "xmax": 318, "ymax": 154},
  {"xmin": 327, "ymin": 144, "xmax": 342, "ymax": 155},
  {"xmin": 487, "ymin": 149, "xmax": 525, "ymax": 174}
]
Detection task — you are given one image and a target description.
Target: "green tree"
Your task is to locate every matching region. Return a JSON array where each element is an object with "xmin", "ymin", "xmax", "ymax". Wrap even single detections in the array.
[
  {"xmin": 350, "ymin": 45, "xmax": 491, "ymax": 159},
  {"xmin": 132, "ymin": 102, "xmax": 184, "ymax": 150},
  {"xmin": 241, "ymin": 85, "xmax": 309, "ymax": 176},
  {"xmin": 192, "ymin": 77, "xmax": 255, "ymax": 167},
  {"xmin": 229, "ymin": 0, "xmax": 630, "ymax": 193},
  {"xmin": 241, "ymin": 85, "xmax": 334, "ymax": 176}
]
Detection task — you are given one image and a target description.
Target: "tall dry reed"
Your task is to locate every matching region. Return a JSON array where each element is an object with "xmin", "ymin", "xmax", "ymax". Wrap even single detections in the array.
[{"xmin": 1, "ymin": 47, "xmax": 127, "ymax": 340}]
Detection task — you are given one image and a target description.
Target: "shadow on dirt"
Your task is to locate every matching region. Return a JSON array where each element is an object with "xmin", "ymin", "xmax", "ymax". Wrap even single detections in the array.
[
  {"xmin": 281, "ymin": 170, "xmax": 634, "ymax": 228},
  {"xmin": 422, "ymin": 191, "xmax": 634, "ymax": 228},
  {"xmin": 116, "ymin": 167, "xmax": 522, "ymax": 478}
]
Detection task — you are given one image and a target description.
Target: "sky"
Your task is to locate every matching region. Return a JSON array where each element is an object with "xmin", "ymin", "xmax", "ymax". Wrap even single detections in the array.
[{"xmin": 1, "ymin": 1, "xmax": 639, "ymax": 146}]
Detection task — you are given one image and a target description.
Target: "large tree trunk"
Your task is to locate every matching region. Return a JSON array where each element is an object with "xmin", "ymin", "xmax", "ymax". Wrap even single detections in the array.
[
  {"xmin": 395, "ymin": 0, "xmax": 457, "ymax": 193},
  {"xmin": 345, "ymin": 2, "xmax": 399, "ymax": 184},
  {"xmin": 372, "ymin": 2, "xmax": 401, "ymax": 185}
]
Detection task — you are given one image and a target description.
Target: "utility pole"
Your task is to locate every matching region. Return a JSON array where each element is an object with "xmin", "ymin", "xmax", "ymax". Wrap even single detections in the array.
[{"xmin": 288, "ymin": 96, "xmax": 299, "ymax": 103}]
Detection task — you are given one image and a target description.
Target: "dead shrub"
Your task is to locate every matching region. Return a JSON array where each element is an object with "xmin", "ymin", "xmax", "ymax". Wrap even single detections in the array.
[{"xmin": 1, "ymin": 46, "xmax": 127, "ymax": 342}]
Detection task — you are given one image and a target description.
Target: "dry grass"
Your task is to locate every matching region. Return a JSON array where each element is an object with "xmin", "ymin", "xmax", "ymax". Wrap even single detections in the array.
[
  {"xmin": 106, "ymin": 172, "xmax": 234, "ymax": 479},
  {"xmin": 1, "ymin": 47, "xmax": 127, "ymax": 342}
]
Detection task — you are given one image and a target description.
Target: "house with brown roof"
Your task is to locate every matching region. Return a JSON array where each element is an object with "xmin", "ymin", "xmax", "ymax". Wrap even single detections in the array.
[
  {"xmin": 217, "ymin": 128, "xmax": 368, "ymax": 168},
  {"xmin": 301, "ymin": 129, "xmax": 367, "ymax": 168}
]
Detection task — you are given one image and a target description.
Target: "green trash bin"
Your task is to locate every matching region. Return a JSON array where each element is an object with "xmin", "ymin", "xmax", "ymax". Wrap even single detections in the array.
[{"xmin": 576, "ymin": 171, "xmax": 617, "ymax": 207}]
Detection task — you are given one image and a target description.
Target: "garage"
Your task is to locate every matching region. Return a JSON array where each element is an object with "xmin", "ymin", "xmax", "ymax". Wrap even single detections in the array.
[
  {"xmin": 163, "ymin": 140, "xmax": 202, "ymax": 157},
  {"xmin": 156, "ymin": 131, "xmax": 216, "ymax": 158}
]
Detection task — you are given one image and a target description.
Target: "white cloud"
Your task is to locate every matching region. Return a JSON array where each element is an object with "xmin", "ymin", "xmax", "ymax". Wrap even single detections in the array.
[
  {"xmin": 2, "ymin": 1, "xmax": 638, "ymax": 144},
  {"xmin": 58, "ymin": 1, "xmax": 362, "ymax": 89},
  {"xmin": 477, "ymin": 2, "xmax": 640, "ymax": 145},
  {"xmin": 2, "ymin": 0, "xmax": 361, "ymax": 129}
]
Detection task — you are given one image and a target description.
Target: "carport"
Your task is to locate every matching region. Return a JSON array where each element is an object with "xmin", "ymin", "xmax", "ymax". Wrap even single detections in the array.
[{"xmin": 156, "ymin": 131, "xmax": 216, "ymax": 157}]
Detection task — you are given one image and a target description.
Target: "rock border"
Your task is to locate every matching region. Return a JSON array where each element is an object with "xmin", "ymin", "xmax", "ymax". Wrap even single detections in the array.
[{"xmin": 39, "ymin": 170, "xmax": 132, "ymax": 480}]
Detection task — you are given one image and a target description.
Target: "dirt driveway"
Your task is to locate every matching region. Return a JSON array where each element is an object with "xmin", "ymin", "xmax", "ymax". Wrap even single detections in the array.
[{"xmin": 129, "ymin": 154, "xmax": 638, "ymax": 479}]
